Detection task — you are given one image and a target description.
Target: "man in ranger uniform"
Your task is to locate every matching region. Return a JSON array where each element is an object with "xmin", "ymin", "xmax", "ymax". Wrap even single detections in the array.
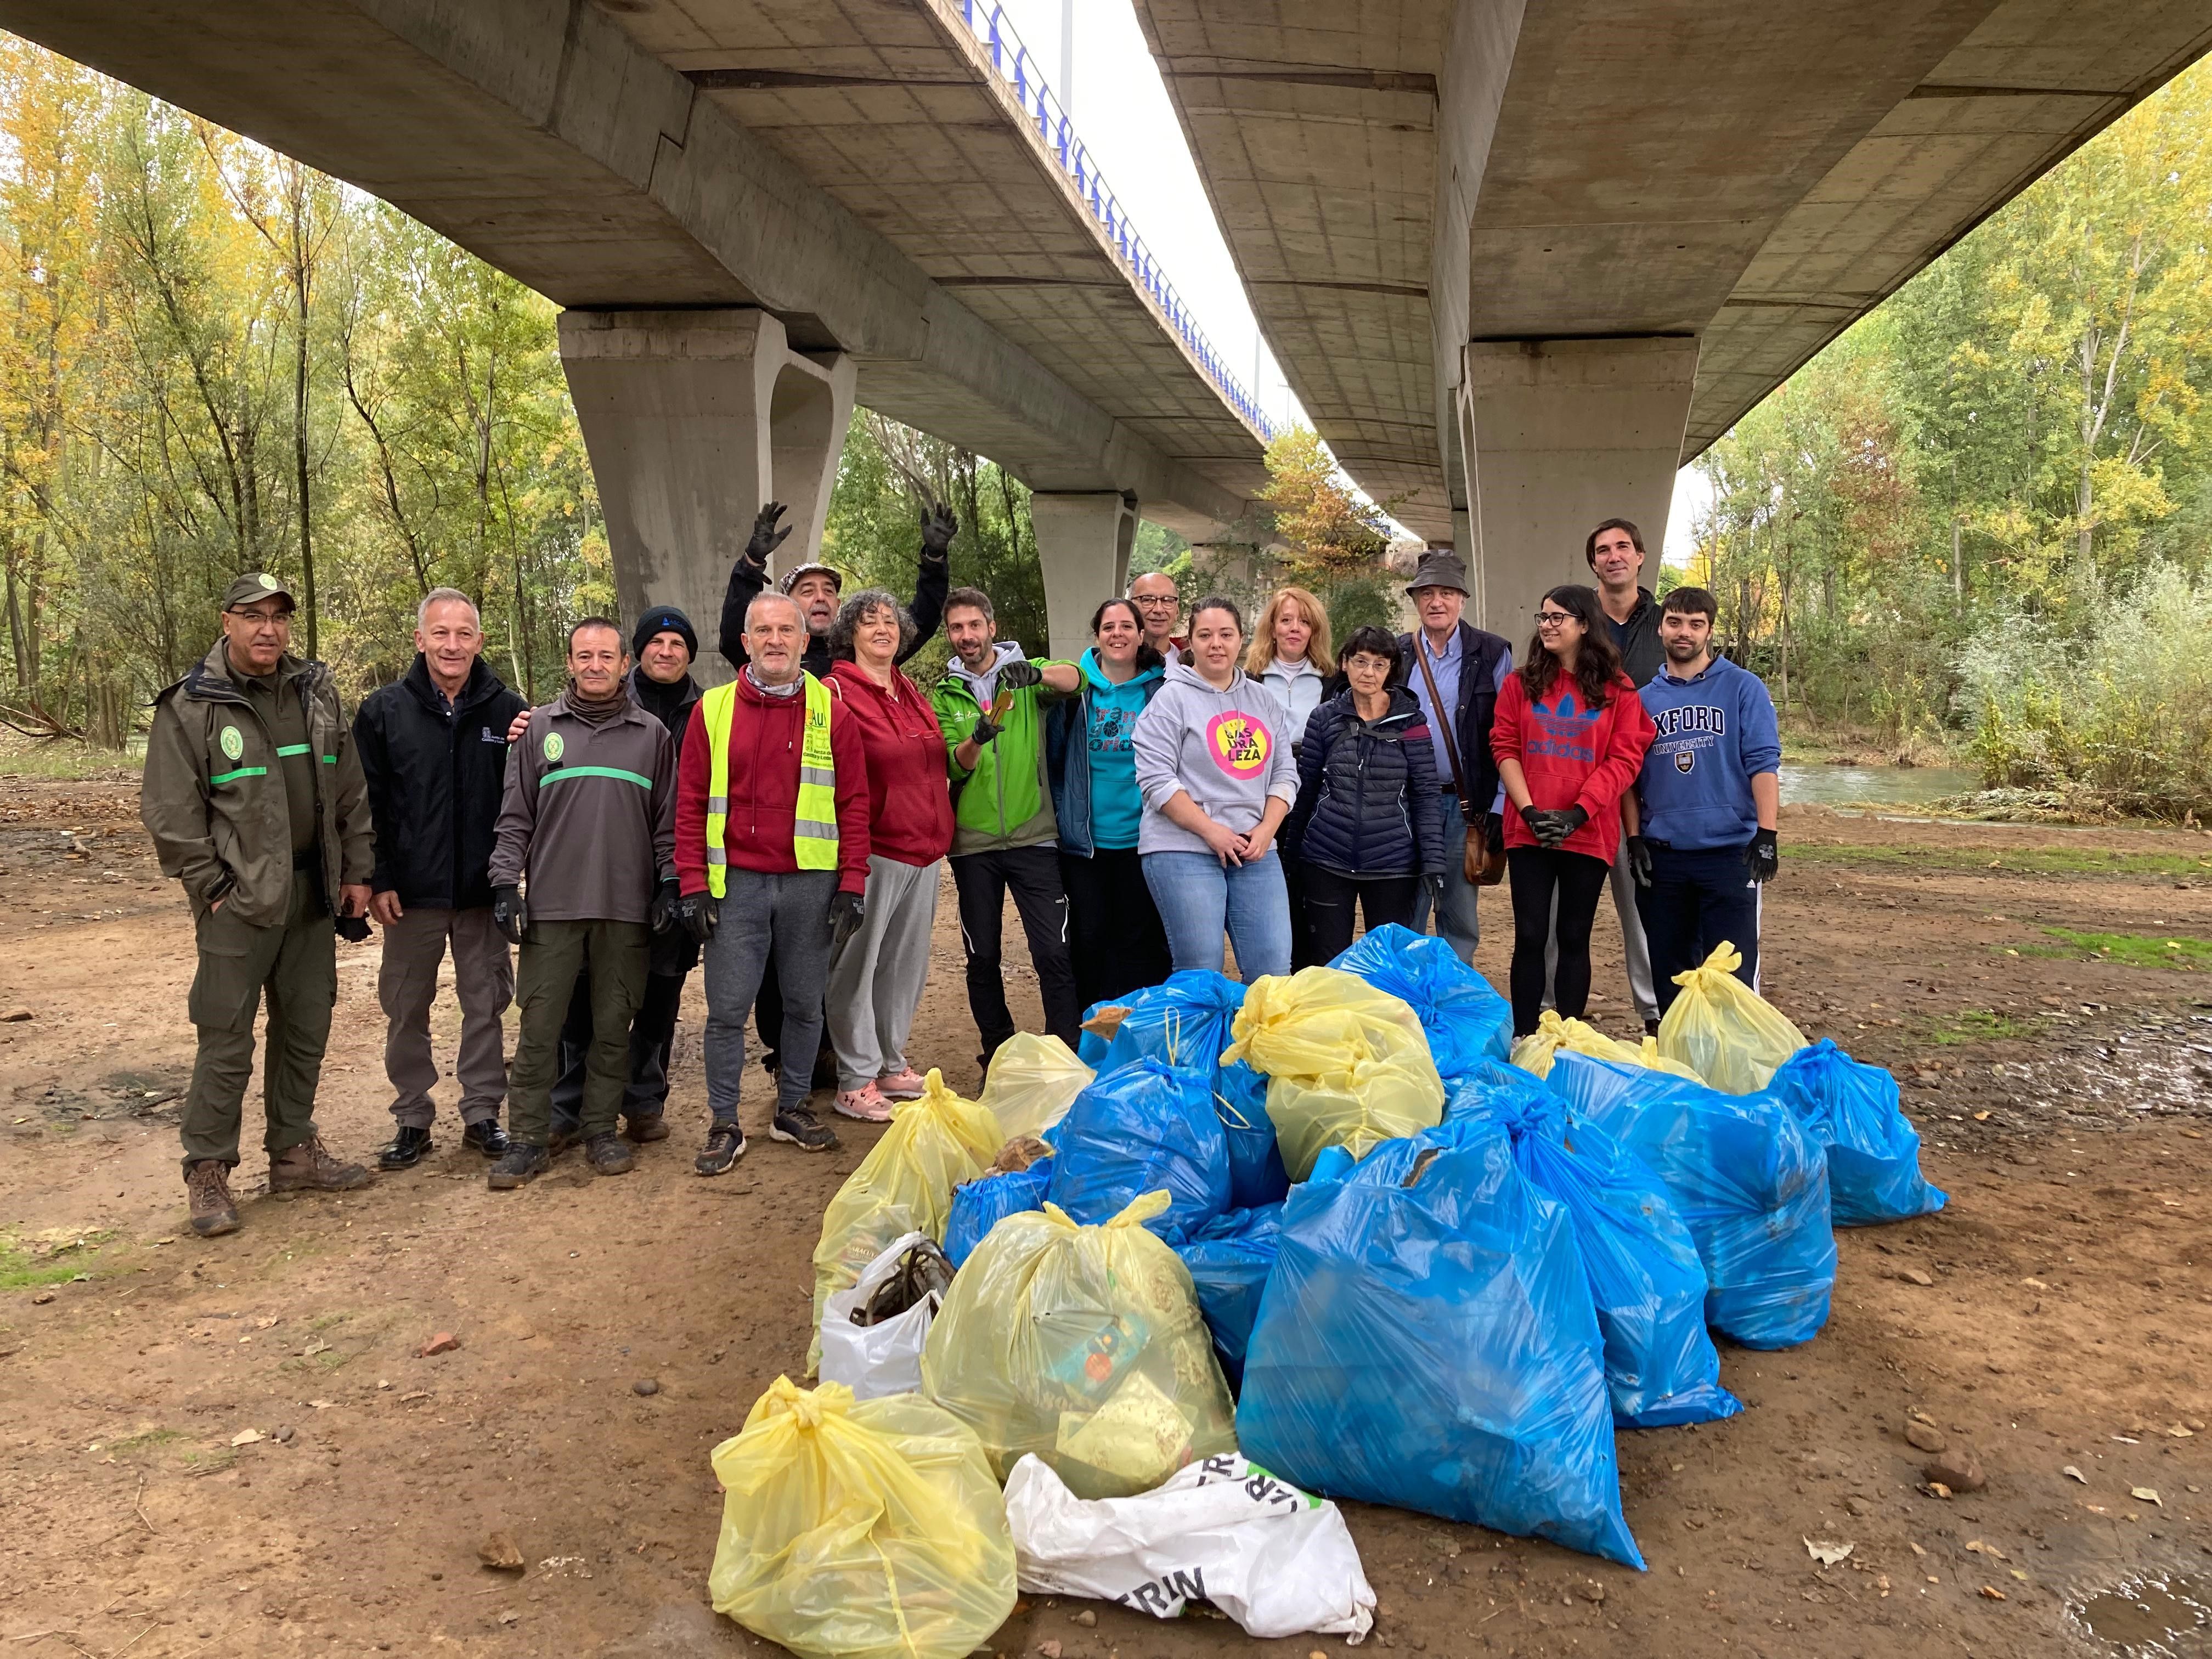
[{"xmin": 142, "ymin": 572, "xmax": 378, "ymax": 1238}]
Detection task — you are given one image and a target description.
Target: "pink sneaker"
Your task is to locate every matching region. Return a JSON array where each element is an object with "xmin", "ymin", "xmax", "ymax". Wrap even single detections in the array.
[
  {"xmin": 833, "ymin": 1082, "xmax": 894, "ymax": 1122},
  {"xmin": 876, "ymin": 1069, "xmax": 927, "ymax": 1101}
]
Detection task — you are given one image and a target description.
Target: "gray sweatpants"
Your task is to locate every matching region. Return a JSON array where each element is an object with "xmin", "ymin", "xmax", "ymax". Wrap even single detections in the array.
[
  {"xmin": 1545, "ymin": 827, "xmax": 1657, "ymax": 1023},
  {"xmin": 827, "ymin": 855, "xmax": 941, "ymax": 1090},
  {"xmin": 703, "ymin": 868, "xmax": 838, "ymax": 1123},
  {"xmin": 377, "ymin": 904, "xmax": 513, "ymax": 1128}
]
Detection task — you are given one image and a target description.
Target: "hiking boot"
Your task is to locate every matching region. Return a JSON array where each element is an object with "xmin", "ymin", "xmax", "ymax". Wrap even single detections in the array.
[
  {"xmin": 376, "ymin": 1126, "xmax": 434, "ymax": 1170},
  {"xmin": 695, "ymin": 1122, "xmax": 747, "ymax": 1176},
  {"xmin": 624, "ymin": 1113, "xmax": 670, "ymax": 1144},
  {"xmin": 584, "ymin": 1132, "xmax": 636, "ymax": 1176},
  {"xmin": 771, "ymin": 1104, "xmax": 839, "ymax": 1153},
  {"xmin": 269, "ymin": 1136, "xmax": 373, "ymax": 1195},
  {"xmin": 487, "ymin": 1144, "xmax": 550, "ymax": 1190},
  {"xmin": 185, "ymin": 1160, "xmax": 239, "ymax": 1238},
  {"xmin": 547, "ymin": 1124, "xmax": 580, "ymax": 1158},
  {"xmin": 876, "ymin": 1069, "xmax": 927, "ymax": 1101},
  {"xmin": 833, "ymin": 1082, "xmax": 894, "ymax": 1123},
  {"xmin": 462, "ymin": 1119, "xmax": 510, "ymax": 1158}
]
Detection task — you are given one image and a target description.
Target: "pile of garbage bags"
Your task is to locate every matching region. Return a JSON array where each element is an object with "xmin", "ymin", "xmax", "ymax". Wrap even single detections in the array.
[{"xmin": 719, "ymin": 933, "xmax": 1943, "ymax": 1656}]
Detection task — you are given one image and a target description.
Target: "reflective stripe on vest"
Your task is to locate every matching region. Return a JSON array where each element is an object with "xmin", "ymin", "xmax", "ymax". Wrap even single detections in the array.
[{"xmin": 701, "ymin": 673, "xmax": 837, "ymax": 898}]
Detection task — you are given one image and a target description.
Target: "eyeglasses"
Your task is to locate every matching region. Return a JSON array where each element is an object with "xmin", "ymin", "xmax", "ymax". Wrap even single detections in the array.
[
  {"xmin": 1534, "ymin": 611, "xmax": 1576, "ymax": 627},
  {"xmin": 1132, "ymin": 594, "xmax": 1178, "ymax": 608},
  {"xmin": 228, "ymin": 608, "xmax": 292, "ymax": 630}
]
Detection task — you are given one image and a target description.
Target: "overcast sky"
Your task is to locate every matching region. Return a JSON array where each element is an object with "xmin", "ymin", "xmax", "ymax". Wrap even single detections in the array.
[{"xmin": 982, "ymin": 0, "xmax": 1702, "ymax": 560}]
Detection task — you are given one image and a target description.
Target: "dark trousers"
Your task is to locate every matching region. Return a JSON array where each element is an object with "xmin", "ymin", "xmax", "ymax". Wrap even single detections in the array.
[
  {"xmin": 551, "ymin": 968, "xmax": 686, "ymax": 1133},
  {"xmin": 1300, "ymin": 862, "xmax": 1420, "ymax": 963},
  {"xmin": 952, "ymin": 845, "xmax": 1081, "ymax": 1061},
  {"xmin": 1506, "ymin": 847, "xmax": 1610, "ymax": 1036},
  {"xmin": 1283, "ymin": 855, "xmax": 1318, "ymax": 970},
  {"xmin": 1635, "ymin": 844, "xmax": 1763, "ymax": 1016},
  {"xmin": 754, "ymin": 944, "xmax": 836, "ymax": 1087},
  {"xmin": 507, "ymin": 919, "xmax": 648, "ymax": 1147},
  {"xmin": 1061, "ymin": 846, "xmax": 1172, "ymax": 1012}
]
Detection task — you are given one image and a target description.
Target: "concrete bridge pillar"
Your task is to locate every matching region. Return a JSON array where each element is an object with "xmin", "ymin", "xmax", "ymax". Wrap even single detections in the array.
[
  {"xmin": 1030, "ymin": 492, "xmax": 1137, "ymax": 663},
  {"xmin": 557, "ymin": 309, "xmax": 856, "ymax": 681},
  {"xmin": 1459, "ymin": 336, "xmax": 1698, "ymax": 638}
]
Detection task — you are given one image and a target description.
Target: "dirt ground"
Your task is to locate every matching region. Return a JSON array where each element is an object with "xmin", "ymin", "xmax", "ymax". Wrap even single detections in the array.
[{"xmin": 2, "ymin": 778, "xmax": 2208, "ymax": 1659}]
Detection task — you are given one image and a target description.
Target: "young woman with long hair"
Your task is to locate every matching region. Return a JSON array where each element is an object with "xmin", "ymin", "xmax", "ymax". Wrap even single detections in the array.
[
  {"xmin": 1491, "ymin": 583, "xmax": 1655, "ymax": 1036},
  {"xmin": 1246, "ymin": 585, "xmax": 1334, "ymax": 965}
]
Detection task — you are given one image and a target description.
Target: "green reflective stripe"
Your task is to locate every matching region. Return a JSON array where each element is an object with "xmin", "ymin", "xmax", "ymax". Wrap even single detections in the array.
[
  {"xmin": 540, "ymin": 765, "xmax": 652, "ymax": 789},
  {"xmin": 274, "ymin": 743, "xmax": 311, "ymax": 757},
  {"xmin": 321, "ymin": 754, "xmax": 337, "ymax": 764},
  {"xmin": 209, "ymin": 766, "xmax": 266, "ymax": 785}
]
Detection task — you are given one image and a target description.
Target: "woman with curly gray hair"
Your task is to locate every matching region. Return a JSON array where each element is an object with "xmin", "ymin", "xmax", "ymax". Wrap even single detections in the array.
[{"xmin": 822, "ymin": 588, "xmax": 955, "ymax": 1120}]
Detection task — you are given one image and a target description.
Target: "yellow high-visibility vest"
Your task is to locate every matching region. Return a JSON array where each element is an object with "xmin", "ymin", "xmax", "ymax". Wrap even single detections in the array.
[{"xmin": 702, "ymin": 672, "xmax": 837, "ymax": 896}]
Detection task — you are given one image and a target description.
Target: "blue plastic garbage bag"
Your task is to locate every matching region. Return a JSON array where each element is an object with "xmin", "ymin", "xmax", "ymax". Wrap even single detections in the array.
[
  {"xmin": 944, "ymin": 1160, "xmax": 1054, "ymax": 1268},
  {"xmin": 1079, "ymin": 970, "xmax": 1245, "ymax": 1074},
  {"xmin": 1214, "ymin": 1060, "xmax": 1290, "ymax": 1209},
  {"xmin": 1331, "ymin": 923, "xmax": 1513, "ymax": 1083},
  {"xmin": 1768, "ymin": 1040, "xmax": 1947, "ymax": 1226},
  {"xmin": 1450, "ymin": 1065, "xmax": 1739, "ymax": 1428},
  {"xmin": 1173, "ymin": 1204, "xmax": 1283, "ymax": 1390},
  {"xmin": 1547, "ymin": 1051, "xmax": 1835, "ymax": 1350},
  {"xmin": 1235, "ymin": 1119, "xmax": 1645, "ymax": 1568},
  {"xmin": 1044, "ymin": 1059, "xmax": 1231, "ymax": 1244}
]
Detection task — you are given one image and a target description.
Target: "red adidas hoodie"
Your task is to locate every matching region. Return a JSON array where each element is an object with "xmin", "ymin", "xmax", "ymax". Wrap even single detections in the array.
[
  {"xmin": 827, "ymin": 661, "xmax": 955, "ymax": 867},
  {"xmin": 1491, "ymin": 668, "xmax": 1655, "ymax": 862},
  {"xmin": 675, "ymin": 672, "xmax": 871, "ymax": 896}
]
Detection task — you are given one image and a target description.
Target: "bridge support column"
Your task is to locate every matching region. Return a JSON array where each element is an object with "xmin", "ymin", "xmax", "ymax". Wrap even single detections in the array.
[
  {"xmin": 557, "ymin": 308, "xmax": 856, "ymax": 681},
  {"xmin": 1030, "ymin": 492, "xmax": 1137, "ymax": 663},
  {"xmin": 1460, "ymin": 336, "xmax": 1697, "ymax": 636}
]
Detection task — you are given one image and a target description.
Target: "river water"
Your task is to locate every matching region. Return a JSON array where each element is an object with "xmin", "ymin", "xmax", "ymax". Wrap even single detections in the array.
[{"xmin": 1779, "ymin": 763, "xmax": 1978, "ymax": 807}]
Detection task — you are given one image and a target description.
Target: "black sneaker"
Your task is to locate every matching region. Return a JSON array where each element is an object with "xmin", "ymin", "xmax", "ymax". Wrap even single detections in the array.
[
  {"xmin": 770, "ymin": 1104, "xmax": 839, "ymax": 1153},
  {"xmin": 487, "ymin": 1143, "xmax": 550, "ymax": 1190},
  {"xmin": 695, "ymin": 1122, "xmax": 747, "ymax": 1176},
  {"xmin": 376, "ymin": 1125, "xmax": 434, "ymax": 1170},
  {"xmin": 584, "ymin": 1132, "xmax": 635, "ymax": 1176},
  {"xmin": 624, "ymin": 1113, "xmax": 670, "ymax": 1144},
  {"xmin": 462, "ymin": 1119, "xmax": 510, "ymax": 1158}
]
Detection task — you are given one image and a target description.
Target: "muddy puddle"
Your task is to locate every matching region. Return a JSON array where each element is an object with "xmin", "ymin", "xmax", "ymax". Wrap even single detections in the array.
[{"xmin": 2072, "ymin": 1576, "xmax": 2209, "ymax": 1655}]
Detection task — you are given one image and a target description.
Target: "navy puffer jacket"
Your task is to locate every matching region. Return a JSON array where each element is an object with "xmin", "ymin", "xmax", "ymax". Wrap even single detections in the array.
[{"xmin": 1284, "ymin": 685, "xmax": 1449, "ymax": 878}]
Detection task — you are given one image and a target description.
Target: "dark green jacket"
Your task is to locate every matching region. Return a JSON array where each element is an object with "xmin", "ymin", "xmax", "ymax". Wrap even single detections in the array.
[{"xmin": 142, "ymin": 640, "xmax": 373, "ymax": 928}]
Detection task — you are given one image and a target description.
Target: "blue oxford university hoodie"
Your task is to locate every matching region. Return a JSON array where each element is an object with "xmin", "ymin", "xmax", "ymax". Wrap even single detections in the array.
[{"xmin": 1635, "ymin": 655, "xmax": 1782, "ymax": 851}]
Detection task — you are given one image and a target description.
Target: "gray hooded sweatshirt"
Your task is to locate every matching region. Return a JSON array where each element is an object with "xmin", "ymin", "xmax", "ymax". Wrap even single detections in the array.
[{"xmin": 1131, "ymin": 661, "xmax": 1302, "ymax": 856}]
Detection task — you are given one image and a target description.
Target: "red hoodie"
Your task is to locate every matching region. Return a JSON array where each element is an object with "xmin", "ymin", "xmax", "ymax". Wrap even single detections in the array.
[
  {"xmin": 827, "ymin": 661, "xmax": 955, "ymax": 867},
  {"xmin": 1491, "ymin": 668, "xmax": 1655, "ymax": 862},
  {"xmin": 675, "ymin": 672, "xmax": 871, "ymax": 896}
]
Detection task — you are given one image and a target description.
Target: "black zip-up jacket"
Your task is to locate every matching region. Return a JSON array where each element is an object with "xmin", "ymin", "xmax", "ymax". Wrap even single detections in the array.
[
  {"xmin": 716, "ymin": 549, "xmax": 949, "ymax": 678},
  {"xmin": 1393, "ymin": 620, "xmax": 1513, "ymax": 825},
  {"xmin": 1284, "ymin": 685, "xmax": 1450, "ymax": 878},
  {"xmin": 353, "ymin": 656, "xmax": 528, "ymax": 911},
  {"xmin": 1607, "ymin": 587, "xmax": 1664, "ymax": 688}
]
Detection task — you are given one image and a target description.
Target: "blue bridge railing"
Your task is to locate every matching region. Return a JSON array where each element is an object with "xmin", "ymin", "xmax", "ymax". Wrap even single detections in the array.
[{"xmin": 955, "ymin": 0, "xmax": 1276, "ymax": 442}]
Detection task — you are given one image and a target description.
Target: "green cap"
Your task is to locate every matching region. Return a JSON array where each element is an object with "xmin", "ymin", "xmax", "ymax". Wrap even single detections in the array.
[{"xmin": 221, "ymin": 572, "xmax": 296, "ymax": 611}]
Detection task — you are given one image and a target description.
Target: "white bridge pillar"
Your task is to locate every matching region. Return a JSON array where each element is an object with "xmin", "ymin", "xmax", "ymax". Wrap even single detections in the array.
[
  {"xmin": 558, "ymin": 308, "xmax": 856, "ymax": 682},
  {"xmin": 1030, "ymin": 492, "xmax": 1138, "ymax": 664},
  {"xmin": 1459, "ymin": 336, "xmax": 1697, "ymax": 637}
]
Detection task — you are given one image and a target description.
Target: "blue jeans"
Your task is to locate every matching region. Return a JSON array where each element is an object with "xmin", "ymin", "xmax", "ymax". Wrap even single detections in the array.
[
  {"xmin": 1408, "ymin": 789, "xmax": 1482, "ymax": 963},
  {"xmin": 1142, "ymin": 849, "xmax": 1293, "ymax": 983}
]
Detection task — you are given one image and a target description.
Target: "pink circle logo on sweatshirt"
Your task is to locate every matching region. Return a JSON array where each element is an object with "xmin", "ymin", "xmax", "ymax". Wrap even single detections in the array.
[{"xmin": 1205, "ymin": 710, "xmax": 1272, "ymax": 778}]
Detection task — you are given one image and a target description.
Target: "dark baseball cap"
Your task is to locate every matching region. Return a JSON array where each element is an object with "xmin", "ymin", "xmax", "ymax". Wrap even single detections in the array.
[{"xmin": 222, "ymin": 572, "xmax": 297, "ymax": 611}]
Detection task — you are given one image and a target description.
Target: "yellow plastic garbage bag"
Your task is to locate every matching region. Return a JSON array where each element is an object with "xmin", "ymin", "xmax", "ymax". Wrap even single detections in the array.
[
  {"xmin": 1221, "ymin": 967, "xmax": 1443, "ymax": 1178},
  {"xmin": 921, "ymin": 1191, "xmax": 1236, "ymax": 1499},
  {"xmin": 811, "ymin": 1070, "xmax": 1003, "ymax": 1373},
  {"xmin": 976, "ymin": 1032, "xmax": 1094, "ymax": 1142},
  {"xmin": 1508, "ymin": 1009, "xmax": 1640, "ymax": 1079},
  {"xmin": 1639, "ymin": 1036, "xmax": 1706, "ymax": 1082},
  {"xmin": 708, "ymin": 1376, "xmax": 1017, "ymax": 1659},
  {"xmin": 1657, "ymin": 942, "xmax": 1808, "ymax": 1094}
]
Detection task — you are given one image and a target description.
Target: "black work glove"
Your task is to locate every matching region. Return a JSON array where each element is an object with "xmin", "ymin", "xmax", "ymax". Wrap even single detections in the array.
[
  {"xmin": 919, "ymin": 502, "xmax": 957, "ymax": 562},
  {"xmin": 1424, "ymin": 873, "xmax": 1444, "ymax": 910},
  {"xmin": 1481, "ymin": 810, "xmax": 1505, "ymax": 855},
  {"xmin": 493, "ymin": 884, "xmax": 527, "ymax": 946},
  {"xmin": 676, "ymin": 891, "xmax": 717, "ymax": 945},
  {"xmin": 996, "ymin": 659, "xmax": 1042, "ymax": 691},
  {"xmin": 1539, "ymin": 805, "xmax": 1589, "ymax": 849},
  {"xmin": 1626, "ymin": 834, "xmax": 1655, "ymax": 889},
  {"xmin": 1745, "ymin": 827, "xmax": 1780, "ymax": 884},
  {"xmin": 335, "ymin": 914, "xmax": 371, "ymax": 944},
  {"xmin": 828, "ymin": 890, "xmax": 866, "ymax": 951},
  {"xmin": 1516, "ymin": 802, "xmax": 1560, "ymax": 843},
  {"xmin": 742, "ymin": 500, "xmax": 791, "ymax": 573},
  {"xmin": 650, "ymin": 877, "xmax": 680, "ymax": 935},
  {"xmin": 968, "ymin": 712, "xmax": 1002, "ymax": 747}
]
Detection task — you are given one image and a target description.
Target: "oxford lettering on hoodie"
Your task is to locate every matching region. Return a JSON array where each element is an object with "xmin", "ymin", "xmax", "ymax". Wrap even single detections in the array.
[
  {"xmin": 1130, "ymin": 662, "xmax": 1302, "ymax": 854},
  {"xmin": 1635, "ymin": 655, "xmax": 1782, "ymax": 850}
]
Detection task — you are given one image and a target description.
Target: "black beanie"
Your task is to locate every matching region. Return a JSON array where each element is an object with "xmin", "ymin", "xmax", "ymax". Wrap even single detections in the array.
[{"xmin": 633, "ymin": 605, "xmax": 698, "ymax": 661}]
